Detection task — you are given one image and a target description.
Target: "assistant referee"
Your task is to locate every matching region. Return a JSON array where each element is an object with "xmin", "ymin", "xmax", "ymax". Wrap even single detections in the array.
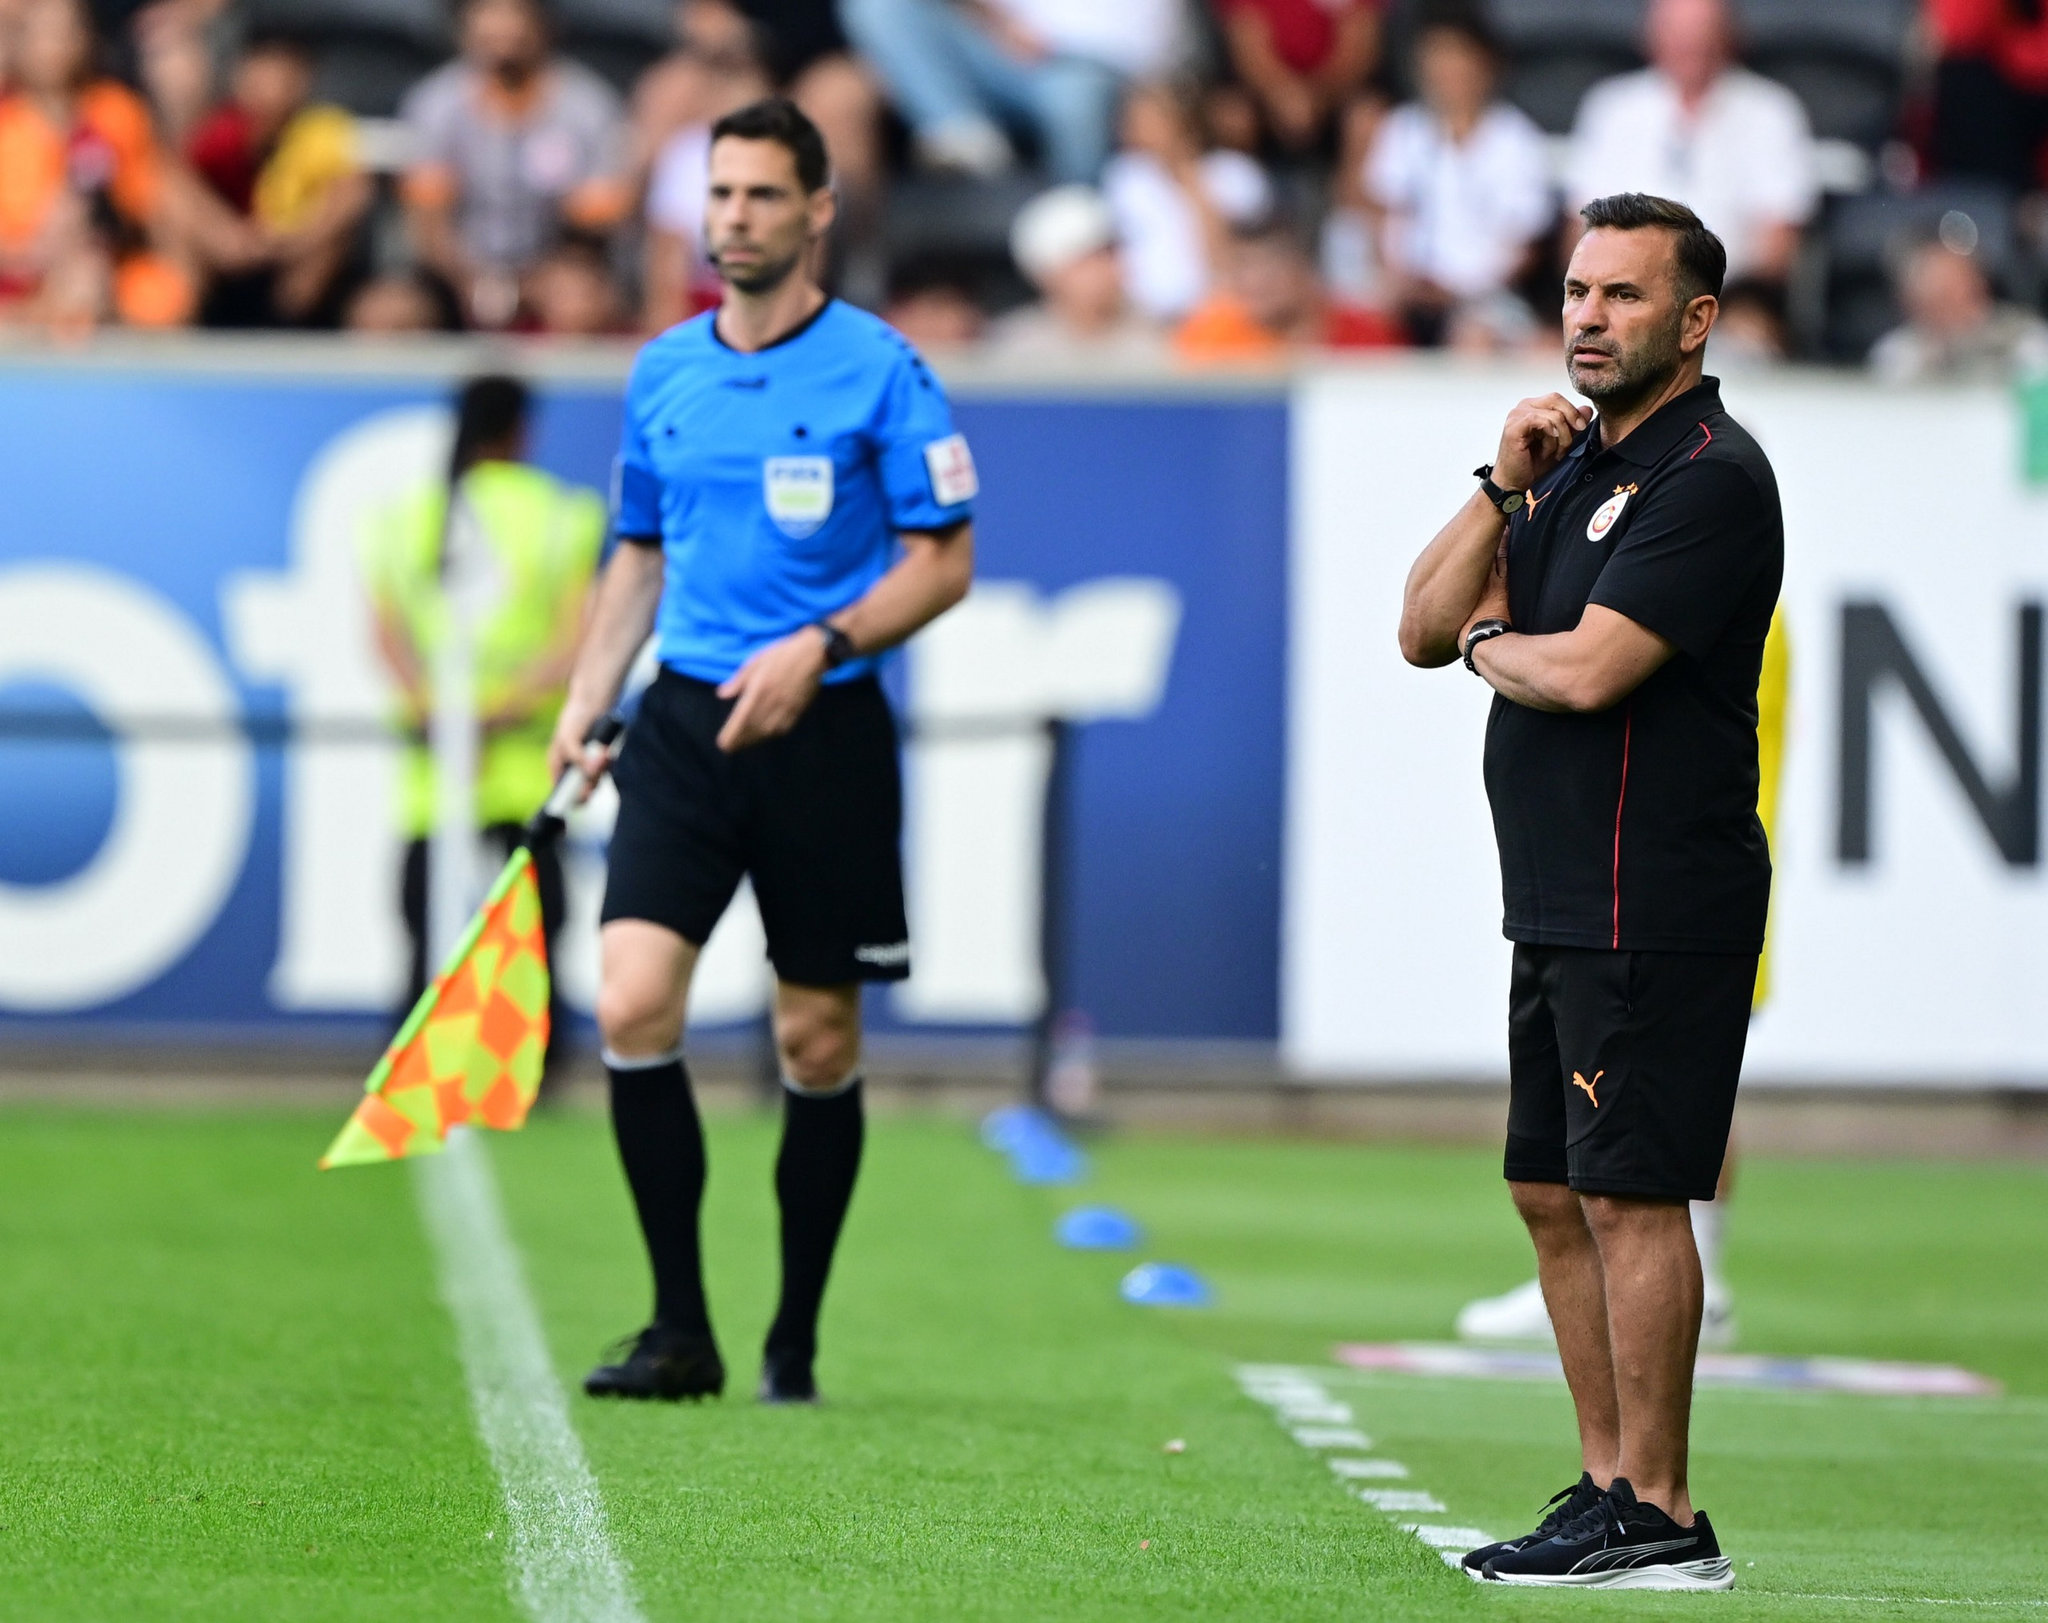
[
  {"xmin": 548, "ymin": 98, "xmax": 976, "ymax": 1405},
  {"xmin": 1398, "ymin": 193, "xmax": 1781, "ymax": 1589}
]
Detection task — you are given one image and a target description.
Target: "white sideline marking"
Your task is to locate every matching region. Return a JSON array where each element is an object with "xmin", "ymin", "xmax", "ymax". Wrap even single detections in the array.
[
  {"xmin": 1328, "ymin": 1457, "xmax": 1409, "ymax": 1480},
  {"xmin": 415, "ymin": 1131, "xmax": 645, "ymax": 1623},
  {"xmin": 1780, "ymin": 1597, "xmax": 2048, "ymax": 1611},
  {"xmin": 1234, "ymin": 1363, "xmax": 1490, "ymax": 1570},
  {"xmin": 1402, "ymin": 1524, "xmax": 1494, "ymax": 1549},
  {"xmin": 1356, "ymin": 1488, "xmax": 1446, "ymax": 1513},
  {"xmin": 1292, "ymin": 1425, "xmax": 1372, "ymax": 1449}
]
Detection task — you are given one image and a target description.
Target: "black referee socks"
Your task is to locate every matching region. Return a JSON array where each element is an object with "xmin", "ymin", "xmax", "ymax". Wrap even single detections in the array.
[
  {"xmin": 604, "ymin": 1052, "xmax": 713, "ymax": 1338},
  {"xmin": 765, "ymin": 1077, "xmax": 865, "ymax": 1369}
]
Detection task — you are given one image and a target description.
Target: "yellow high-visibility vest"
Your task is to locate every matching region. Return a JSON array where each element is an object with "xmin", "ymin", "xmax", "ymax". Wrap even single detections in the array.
[
  {"xmin": 1754, "ymin": 602, "xmax": 1789, "ymax": 1011},
  {"xmin": 359, "ymin": 459, "xmax": 605, "ymax": 839}
]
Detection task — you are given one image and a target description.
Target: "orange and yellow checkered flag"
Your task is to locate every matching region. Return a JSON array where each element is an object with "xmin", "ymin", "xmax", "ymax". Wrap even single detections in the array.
[{"xmin": 320, "ymin": 848, "xmax": 550, "ymax": 1168}]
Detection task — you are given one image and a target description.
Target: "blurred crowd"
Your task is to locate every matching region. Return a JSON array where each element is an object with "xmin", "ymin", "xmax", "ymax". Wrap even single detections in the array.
[{"xmin": 0, "ymin": 0, "xmax": 2044, "ymax": 378}]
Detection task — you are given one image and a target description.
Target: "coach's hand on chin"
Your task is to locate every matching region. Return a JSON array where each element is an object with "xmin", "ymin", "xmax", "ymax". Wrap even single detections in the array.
[
  {"xmin": 716, "ymin": 628, "xmax": 829, "ymax": 752},
  {"xmin": 1493, "ymin": 393, "xmax": 1590, "ymax": 492}
]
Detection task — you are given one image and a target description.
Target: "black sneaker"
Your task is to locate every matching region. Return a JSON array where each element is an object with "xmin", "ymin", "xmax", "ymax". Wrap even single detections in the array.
[
  {"xmin": 758, "ymin": 1347, "xmax": 820, "ymax": 1405},
  {"xmin": 1460, "ymin": 1472, "xmax": 1604, "ymax": 1579},
  {"xmin": 1482, "ymin": 1477, "xmax": 1733, "ymax": 1589},
  {"xmin": 583, "ymin": 1325, "xmax": 725, "ymax": 1401}
]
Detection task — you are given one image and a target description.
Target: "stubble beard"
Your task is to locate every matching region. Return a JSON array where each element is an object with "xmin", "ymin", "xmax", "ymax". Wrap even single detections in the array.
[
  {"xmin": 715, "ymin": 242, "xmax": 804, "ymax": 296},
  {"xmin": 1565, "ymin": 316, "xmax": 1685, "ymax": 413}
]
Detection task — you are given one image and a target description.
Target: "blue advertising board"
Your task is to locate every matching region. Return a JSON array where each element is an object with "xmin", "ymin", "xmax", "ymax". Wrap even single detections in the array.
[{"xmin": 0, "ymin": 362, "xmax": 1285, "ymax": 1046}]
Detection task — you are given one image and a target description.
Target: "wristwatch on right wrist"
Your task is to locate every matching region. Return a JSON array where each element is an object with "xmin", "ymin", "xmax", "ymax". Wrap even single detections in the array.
[
  {"xmin": 1473, "ymin": 463, "xmax": 1525, "ymax": 516},
  {"xmin": 813, "ymin": 620, "xmax": 857, "ymax": 670},
  {"xmin": 1462, "ymin": 618, "xmax": 1512, "ymax": 674}
]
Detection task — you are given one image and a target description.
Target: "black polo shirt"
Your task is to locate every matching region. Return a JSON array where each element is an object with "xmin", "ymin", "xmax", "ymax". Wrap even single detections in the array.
[{"xmin": 1483, "ymin": 376, "xmax": 1783, "ymax": 954}]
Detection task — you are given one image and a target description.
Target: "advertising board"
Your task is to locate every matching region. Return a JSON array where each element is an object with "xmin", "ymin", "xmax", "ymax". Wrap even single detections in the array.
[{"xmin": 0, "ymin": 363, "xmax": 1287, "ymax": 1046}]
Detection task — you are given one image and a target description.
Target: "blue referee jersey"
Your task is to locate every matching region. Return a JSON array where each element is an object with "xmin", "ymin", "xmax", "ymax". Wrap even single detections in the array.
[{"xmin": 613, "ymin": 299, "xmax": 979, "ymax": 685}]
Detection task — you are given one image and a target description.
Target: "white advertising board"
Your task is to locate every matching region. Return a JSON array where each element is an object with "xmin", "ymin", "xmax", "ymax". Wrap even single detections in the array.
[{"xmin": 1285, "ymin": 366, "xmax": 2048, "ymax": 1086}]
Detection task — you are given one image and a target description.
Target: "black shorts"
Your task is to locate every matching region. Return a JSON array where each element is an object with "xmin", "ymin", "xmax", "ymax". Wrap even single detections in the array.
[
  {"xmin": 601, "ymin": 669, "xmax": 910, "ymax": 986},
  {"xmin": 1504, "ymin": 945, "xmax": 1756, "ymax": 1203}
]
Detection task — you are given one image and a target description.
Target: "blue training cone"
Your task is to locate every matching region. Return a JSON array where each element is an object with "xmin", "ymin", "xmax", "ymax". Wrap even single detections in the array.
[
  {"xmin": 1056, "ymin": 1206, "xmax": 1142, "ymax": 1250},
  {"xmin": 981, "ymin": 1105, "xmax": 1089, "ymax": 1185},
  {"xmin": 1120, "ymin": 1262, "xmax": 1212, "ymax": 1308}
]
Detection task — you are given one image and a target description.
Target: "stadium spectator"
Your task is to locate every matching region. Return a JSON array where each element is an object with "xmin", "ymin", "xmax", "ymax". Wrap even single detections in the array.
[
  {"xmin": 1925, "ymin": 0, "xmax": 2048, "ymax": 190},
  {"xmin": 1364, "ymin": 9, "xmax": 1549, "ymax": 346},
  {"xmin": 400, "ymin": 0, "xmax": 629, "ymax": 329},
  {"xmin": 526, "ymin": 232, "xmax": 628, "ymax": 334},
  {"xmin": 1175, "ymin": 216, "xmax": 1404, "ymax": 360},
  {"xmin": 1210, "ymin": 0, "xmax": 1380, "ymax": 154},
  {"xmin": 187, "ymin": 32, "xmax": 371, "ymax": 325},
  {"xmin": 1713, "ymin": 276, "xmax": 1790, "ymax": 368},
  {"xmin": 132, "ymin": 0, "xmax": 225, "ymax": 145},
  {"xmin": 1319, "ymin": 91, "xmax": 1387, "ymax": 308},
  {"xmin": 880, "ymin": 261, "xmax": 985, "ymax": 348},
  {"xmin": 1445, "ymin": 289, "xmax": 1543, "ymax": 355},
  {"xmin": 360, "ymin": 374, "xmax": 604, "ymax": 1086},
  {"xmin": 0, "ymin": 0, "xmax": 252, "ymax": 329},
  {"xmin": 346, "ymin": 269, "xmax": 451, "ymax": 332},
  {"xmin": 1565, "ymin": 0, "xmax": 1816, "ymax": 285},
  {"xmin": 639, "ymin": 2, "xmax": 775, "ymax": 330},
  {"xmin": 987, "ymin": 182, "xmax": 1163, "ymax": 361},
  {"xmin": 736, "ymin": 1, "xmax": 884, "ymax": 214},
  {"xmin": 1868, "ymin": 238, "xmax": 2048, "ymax": 382},
  {"xmin": 838, "ymin": 0, "xmax": 1183, "ymax": 181},
  {"xmin": 1102, "ymin": 80, "xmax": 1271, "ymax": 324}
]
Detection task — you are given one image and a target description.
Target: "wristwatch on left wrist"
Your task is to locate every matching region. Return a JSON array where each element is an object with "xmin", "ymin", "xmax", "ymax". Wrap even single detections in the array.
[
  {"xmin": 1474, "ymin": 463, "xmax": 1525, "ymax": 516},
  {"xmin": 813, "ymin": 620, "xmax": 857, "ymax": 670},
  {"xmin": 1462, "ymin": 618, "xmax": 1512, "ymax": 674}
]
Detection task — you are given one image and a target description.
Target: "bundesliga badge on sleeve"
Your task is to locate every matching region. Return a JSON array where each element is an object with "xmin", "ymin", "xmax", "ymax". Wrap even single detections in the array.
[
  {"xmin": 764, "ymin": 455, "xmax": 835, "ymax": 538},
  {"xmin": 1587, "ymin": 482, "xmax": 1637, "ymax": 542},
  {"xmin": 924, "ymin": 433, "xmax": 979, "ymax": 505}
]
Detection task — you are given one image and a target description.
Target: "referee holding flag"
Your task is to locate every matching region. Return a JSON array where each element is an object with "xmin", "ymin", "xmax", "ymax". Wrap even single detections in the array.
[
  {"xmin": 549, "ymin": 98, "xmax": 976, "ymax": 1404},
  {"xmin": 1398, "ymin": 194, "xmax": 1781, "ymax": 1588}
]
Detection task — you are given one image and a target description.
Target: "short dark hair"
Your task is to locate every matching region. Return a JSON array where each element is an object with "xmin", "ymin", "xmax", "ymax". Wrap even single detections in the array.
[
  {"xmin": 710, "ymin": 97, "xmax": 830, "ymax": 193},
  {"xmin": 241, "ymin": 26, "xmax": 316, "ymax": 62},
  {"xmin": 1412, "ymin": 0, "xmax": 1499, "ymax": 59},
  {"xmin": 1579, "ymin": 192, "xmax": 1727, "ymax": 302}
]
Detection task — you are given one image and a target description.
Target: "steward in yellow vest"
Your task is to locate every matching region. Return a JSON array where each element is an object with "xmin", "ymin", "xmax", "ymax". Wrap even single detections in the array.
[{"xmin": 360, "ymin": 375, "xmax": 604, "ymax": 1072}]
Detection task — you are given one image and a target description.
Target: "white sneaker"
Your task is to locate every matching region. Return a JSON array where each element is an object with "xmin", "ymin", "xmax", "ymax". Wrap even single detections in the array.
[
  {"xmin": 915, "ymin": 118, "xmax": 1014, "ymax": 178},
  {"xmin": 1698, "ymin": 1279, "xmax": 1737, "ymax": 1350},
  {"xmin": 1456, "ymin": 1278, "xmax": 1554, "ymax": 1342}
]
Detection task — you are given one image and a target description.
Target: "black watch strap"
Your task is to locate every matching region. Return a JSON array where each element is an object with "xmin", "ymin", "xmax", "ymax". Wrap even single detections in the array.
[
  {"xmin": 814, "ymin": 621, "xmax": 857, "ymax": 669},
  {"xmin": 1462, "ymin": 618, "xmax": 1512, "ymax": 674},
  {"xmin": 1473, "ymin": 463, "xmax": 1525, "ymax": 516}
]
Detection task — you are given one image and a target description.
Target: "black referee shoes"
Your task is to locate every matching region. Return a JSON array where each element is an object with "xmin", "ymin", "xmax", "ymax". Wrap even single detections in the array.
[
  {"xmin": 1480, "ymin": 1477, "xmax": 1734, "ymax": 1589},
  {"xmin": 583, "ymin": 1324, "xmax": 726, "ymax": 1401}
]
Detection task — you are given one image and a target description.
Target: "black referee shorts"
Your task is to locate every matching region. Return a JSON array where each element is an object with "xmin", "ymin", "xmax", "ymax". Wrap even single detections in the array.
[
  {"xmin": 600, "ymin": 669, "xmax": 910, "ymax": 987},
  {"xmin": 1504, "ymin": 945, "xmax": 1757, "ymax": 1203}
]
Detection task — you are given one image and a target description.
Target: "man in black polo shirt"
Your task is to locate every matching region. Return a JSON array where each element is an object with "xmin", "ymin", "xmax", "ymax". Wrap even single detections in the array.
[{"xmin": 1398, "ymin": 192, "xmax": 1781, "ymax": 1590}]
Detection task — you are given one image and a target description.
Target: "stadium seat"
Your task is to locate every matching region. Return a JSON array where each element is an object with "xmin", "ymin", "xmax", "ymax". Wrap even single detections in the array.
[
  {"xmin": 550, "ymin": 0, "xmax": 670, "ymax": 92},
  {"xmin": 1809, "ymin": 183, "xmax": 2023, "ymax": 361},
  {"xmin": 1500, "ymin": 46, "xmax": 1642, "ymax": 135},
  {"xmin": 1736, "ymin": 0, "xmax": 1915, "ymax": 148},
  {"xmin": 244, "ymin": 0, "xmax": 451, "ymax": 116},
  {"xmin": 1486, "ymin": 0, "xmax": 1645, "ymax": 134}
]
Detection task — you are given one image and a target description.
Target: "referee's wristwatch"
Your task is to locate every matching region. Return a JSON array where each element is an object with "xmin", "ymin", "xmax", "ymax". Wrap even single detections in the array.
[
  {"xmin": 812, "ymin": 620, "xmax": 857, "ymax": 670},
  {"xmin": 1473, "ymin": 464, "xmax": 1526, "ymax": 516},
  {"xmin": 1462, "ymin": 618, "xmax": 1512, "ymax": 673}
]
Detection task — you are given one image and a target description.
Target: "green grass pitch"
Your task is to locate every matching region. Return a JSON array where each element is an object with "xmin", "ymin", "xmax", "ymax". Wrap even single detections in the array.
[{"xmin": 0, "ymin": 1101, "xmax": 2042, "ymax": 1620}]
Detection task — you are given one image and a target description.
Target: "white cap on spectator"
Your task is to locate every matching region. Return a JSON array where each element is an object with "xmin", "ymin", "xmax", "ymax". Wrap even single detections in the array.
[{"xmin": 1011, "ymin": 185, "xmax": 1117, "ymax": 284}]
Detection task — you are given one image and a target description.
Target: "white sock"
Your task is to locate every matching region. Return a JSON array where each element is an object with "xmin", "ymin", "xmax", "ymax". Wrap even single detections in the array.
[
  {"xmin": 1690, "ymin": 1197, "xmax": 1726, "ymax": 1287},
  {"xmin": 780, "ymin": 1069, "xmax": 861, "ymax": 1099}
]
